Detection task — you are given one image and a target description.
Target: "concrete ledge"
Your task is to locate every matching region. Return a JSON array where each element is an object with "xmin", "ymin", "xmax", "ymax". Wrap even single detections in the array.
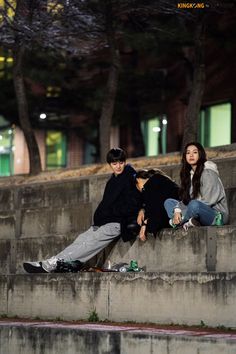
[
  {"xmin": 0, "ymin": 212, "xmax": 15, "ymax": 240},
  {"xmin": 0, "ymin": 202, "xmax": 93, "ymax": 240},
  {"xmin": 226, "ymin": 188, "xmax": 236, "ymax": 225},
  {"xmin": 0, "ymin": 234, "xmax": 78, "ymax": 274},
  {"xmin": 104, "ymin": 225, "xmax": 236, "ymax": 273},
  {"xmin": 0, "ymin": 157, "xmax": 235, "ymax": 243},
  {"xmin": 20, "ymin": 204, "xmax": 92, "ymax": 238},
  {"xmin": 1, "ymin": 225, "xmax": 236, "ymax": 274},
  {"xmin": 1, "ymin": 272, "xmax": 236, "ymax": 327},
  {"xmin": 1, "ymin": 321, "xmax": 236, "ymax": 354},
  {"xmin": 16, "ymin": 180, "xmax": 90, "ymax": 208}
]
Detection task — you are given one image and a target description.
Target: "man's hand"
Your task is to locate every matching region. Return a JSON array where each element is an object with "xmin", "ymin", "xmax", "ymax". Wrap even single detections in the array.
[{"xmin": 137, "ymin": 209, "xmax": 145, "ymax": 226}]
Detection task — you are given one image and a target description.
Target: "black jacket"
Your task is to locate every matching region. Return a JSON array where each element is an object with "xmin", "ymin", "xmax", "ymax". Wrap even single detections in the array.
[
  {"xmin": 93, "ymin": 164, "xmax": 141, "ymax": 240},
  {"xmin": 141, "ymin": 173, "xmax": 179, "ymax": 235}
]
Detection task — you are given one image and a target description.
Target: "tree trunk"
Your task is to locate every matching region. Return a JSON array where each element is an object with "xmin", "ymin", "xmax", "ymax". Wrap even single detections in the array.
[
  {"xmin": 99, "ymin": 3, "xmax": 120, "ymax": 163},
  {"xmin": 12, "ymin": 0, "xmax": 42, "ymax": 175},
  {"xmin": 129, "ymin": 97, "xmax": 145, "ymax": 157},
  {"xmin": 182, "ymin": 21, "xmax": 206, "ymax": 149},
  {"xmin": 13, "ymin": 45, "xmax": 42, "ymax": 175}
]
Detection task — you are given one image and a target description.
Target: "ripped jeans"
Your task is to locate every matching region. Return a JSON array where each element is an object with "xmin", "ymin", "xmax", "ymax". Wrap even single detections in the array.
[{"xmin": 164, "ymin": 199, "xmax": 217, "ymax": 226}]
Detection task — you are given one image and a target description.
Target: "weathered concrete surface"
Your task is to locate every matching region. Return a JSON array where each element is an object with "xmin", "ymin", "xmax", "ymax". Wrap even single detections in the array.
[
  {"xmin": 1, "ymin": 225, "xmax": 236, "ymax": 275},
  {"xmin": 0, "ymin": 156, "xmax": 235, "ymax": 240},
  {"xmin": 1, "ymin": 143, "xmax": 236, "ymax": 187},
  {"xmin": 105, "ymin": 226, "xmax": 236, "ymax": 273},
  {"xmin": 226, "ymin": 188, "xmax": 236, "ymax": 225},
  {"xmin": 0, "ymin": 153, "xmax": 235, "ymax": 350},
  {"xmin": 0, "ymin": 179, "xmax": 93, "ymax": 240},
  {"xmin": 20, "ymin": 204, "xmax": 92, "ymax": 238},
  {"xmin": 1, "ymin": 321, "xmax": 236, "ymax": 354},
  {"xmin": 1, "ymin": 272, "xmax": 236, "ymax": 328}
]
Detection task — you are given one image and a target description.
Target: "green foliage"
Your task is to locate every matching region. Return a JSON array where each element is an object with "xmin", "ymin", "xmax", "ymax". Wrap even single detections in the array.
[
  {"xmin": 216, "ymin": 324, "xmax": 233, "ymax": 331},
  {"xmin": 200, "ymin": 320, "xmax": 207, "ymax": 328},
  {"xmin": 0, "ymin": 314, "xmax": 8, "ymax": 318},
  {"xmin": 88, "ymin": 308, "xmax": 99, "ymax": 322}
]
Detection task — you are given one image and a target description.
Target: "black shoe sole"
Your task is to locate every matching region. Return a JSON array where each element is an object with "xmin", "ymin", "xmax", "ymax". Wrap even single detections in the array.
[{"xmin": 23, "ymin": 262, "xmax": 48, "ymax": 273}]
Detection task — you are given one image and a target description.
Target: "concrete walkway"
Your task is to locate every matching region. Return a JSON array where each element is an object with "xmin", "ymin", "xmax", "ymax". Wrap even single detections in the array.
[
  {"xmin": 1, "ymin": 319, "xmax": 236, "ymax": 354},
  {"xmin": 2, "ymin": 319, "xmax": 236, "ymax": 339}
]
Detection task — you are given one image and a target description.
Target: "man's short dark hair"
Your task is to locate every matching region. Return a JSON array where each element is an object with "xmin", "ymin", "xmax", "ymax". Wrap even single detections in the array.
[{"xmin": 106, "ymin": 148, "xmax": 126, "ymax": 164}]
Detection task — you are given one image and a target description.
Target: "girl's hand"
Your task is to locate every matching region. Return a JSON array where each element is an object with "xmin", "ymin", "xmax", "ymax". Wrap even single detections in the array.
[
  {"xmin": 137, "ymin": 209, "xmax": 145, "ymax": 226},
  {"xmin": 139, "ymin": 225, "xmax": 147, "ymax": 242},
  {"xmin": 173, "ymin": 211, "xmax": 182, "ymax": 225}
]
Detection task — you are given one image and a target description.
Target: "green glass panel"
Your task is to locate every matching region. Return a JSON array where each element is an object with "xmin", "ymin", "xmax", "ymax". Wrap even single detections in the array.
[
  {"xmin": 0, "ymin": 127, "xmax": 14, "ymax": 176},
  {"xmin": 141, "ymin": 116, "xmax": 167, "ymax": 156},
  {"xmin": 209, "ymin": 103, "xmax": 231, "ymax": 146},
  {"xmin": 0, "ymin": 154, "xmax": 10, "ymax": 176},
  {"xmin": 46, "ymin": 131, "xmax": 66, "ymax": 168},
  {"xmin": 200, "ymin": 103, "xmax": 231, "ymax": 148}
]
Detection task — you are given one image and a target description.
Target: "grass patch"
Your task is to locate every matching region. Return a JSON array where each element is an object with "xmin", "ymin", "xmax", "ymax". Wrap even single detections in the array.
[{"xmin": 88, "ymin": 308, "xmax": 99, "ymax": 322}]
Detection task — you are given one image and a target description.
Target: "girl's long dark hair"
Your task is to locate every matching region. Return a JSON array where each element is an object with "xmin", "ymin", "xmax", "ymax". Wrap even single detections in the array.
[
  {"xmin": 136, "ymin": 168, "xmax": 168, "ymax": 180},
  {"xmin": 135, "ymin": 168, "xmax": 171, "ymax": 179},
  {"xmin": 179, "ymin": 142, "xmax": 207, "ymax": 204}
]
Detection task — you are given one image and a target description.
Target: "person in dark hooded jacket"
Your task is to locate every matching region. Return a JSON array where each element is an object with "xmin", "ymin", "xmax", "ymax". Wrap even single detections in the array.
[
  {"xmin": 135, "ymin": 169, "xmax": 179, "ymax": 241},
  {"xmin": 23, "ymin": 148, "xmax": 141, "ymax": 273}
]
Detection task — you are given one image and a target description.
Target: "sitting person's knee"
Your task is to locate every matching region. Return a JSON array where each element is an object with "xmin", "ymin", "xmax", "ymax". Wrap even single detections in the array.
[
  {"xmin": 188, "ymin": 200, "xmax": 200, "ymax": 214},
  {"xmin": 164, "ymin": 199, "xmax": 170, "ymax": 209}
]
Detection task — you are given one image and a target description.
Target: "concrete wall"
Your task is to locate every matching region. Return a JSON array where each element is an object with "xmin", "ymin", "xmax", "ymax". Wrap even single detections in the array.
[
  {"xmin": 1, "ymin": 156, "xmax": 236, "ymax": 352},
  {"xmin": 1, "ymin": 225, "xmax": 236, "ymax": 275},
  {"xmin": 104, "ymin": 225, "xmax": 236, "ymax": 273},
  {"xmin": 1, "ymin": 272, "xmax": 236, "ymax": 328},
  {"xmin": 0, "ymin": 157, "xmax": 235, "ymax": 240},
  {"xmin": 0, "ymin": 157, "xmax": 235, "ymax": 274},
  {"xmin": 1, "ymin": 322, "xmax": 236, "ymax": 354}
]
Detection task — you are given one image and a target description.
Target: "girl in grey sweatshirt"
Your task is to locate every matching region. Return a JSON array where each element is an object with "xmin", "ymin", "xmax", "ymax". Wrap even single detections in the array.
[{"xmin": 164, "ymin": 142, "xmax": 229, "ymax": 230}]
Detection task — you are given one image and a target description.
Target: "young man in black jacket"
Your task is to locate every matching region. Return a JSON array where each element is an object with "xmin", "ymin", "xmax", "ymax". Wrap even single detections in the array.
[{"xmin": 23, "ymin": 148, "xmax": 141, "ymax": 273}]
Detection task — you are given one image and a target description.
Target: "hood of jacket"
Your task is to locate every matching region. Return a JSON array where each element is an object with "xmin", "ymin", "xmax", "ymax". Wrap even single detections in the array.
[
  {"xmin": 204, "ymin": 160, "xmax": 219, "ymax": 175},
  {"xmin": 190, "ymin": 160, "xmax": 219, "ymax": 179}
]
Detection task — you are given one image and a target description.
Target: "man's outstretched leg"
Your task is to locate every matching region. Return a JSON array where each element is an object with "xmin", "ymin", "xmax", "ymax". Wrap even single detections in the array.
[{"xmin": 23, "ymin": 223, "xmax": 121, "ymax": 273}]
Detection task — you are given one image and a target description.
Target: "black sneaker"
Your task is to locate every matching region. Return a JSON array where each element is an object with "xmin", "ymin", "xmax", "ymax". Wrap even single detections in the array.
[
  {"xmin": 54, "ymin": 259, "xmax": 83, "ymax": 273},
  {"xmin": 23, "ymin": 261, "xmax": 48, "ymax": 273}
]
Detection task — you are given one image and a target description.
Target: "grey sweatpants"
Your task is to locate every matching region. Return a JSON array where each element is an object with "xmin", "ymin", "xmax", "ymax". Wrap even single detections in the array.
[{"xmin": 43, "ymin": 223, "xmax": 121, "ymax": 271}]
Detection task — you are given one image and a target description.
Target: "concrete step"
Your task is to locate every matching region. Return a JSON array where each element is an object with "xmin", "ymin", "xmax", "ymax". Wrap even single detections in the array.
[
  {"xmin": 1, "ymin": 272, "xmax": 236, "ymax": 328},
  {"xmin": 1, "ymin": 225, "xmax": 236, "ymax": 274},
  {"xmin": 104, "ymin": 225, "xmax": 236, "ymax": 273},
  {"xmin": 0, "ymin": 186, "xmax": 234, "ymax": 241},
  {"xmin": 0, "ymin": 233, "xmax": 77, "ymax": 274},
  {"xmin": 226, "ymin": 187, "xmax": 236, "ymax": 224},
  {"xmin": 0, "ymin": 157, "xmax": 235, "ymax": 240},
  {"xmin": 0, "ymin": 154, "xmax": 235, "ymax": 351},
  {"xmin": 1, "ymin": 320, "xmax": 236, "ymax": 354}
]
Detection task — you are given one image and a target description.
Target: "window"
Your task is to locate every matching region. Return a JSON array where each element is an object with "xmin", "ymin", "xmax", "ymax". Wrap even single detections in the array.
[
  {"xmin": 0, "ymin": 49, "xmax": 13, "ymax": 79},
  {"xmin": 0, "ymin": 126, "xmax": 14, "ymax": 176},
  {"xmin": 141, "ymin": 116, "xmax": 167, "ymax": 156},
  {"xmin": 46, "ymin": 131, "xmax": 66, "ymax": 168},
  {"xmin": 200, "ymin": 102, "xmax": 231, "ymax": 147}
]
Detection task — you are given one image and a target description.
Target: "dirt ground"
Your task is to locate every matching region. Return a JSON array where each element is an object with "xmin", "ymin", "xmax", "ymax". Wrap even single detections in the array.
[{"xmin": 1, "ymin": 145, "xmax": 236, "ymax": 187}]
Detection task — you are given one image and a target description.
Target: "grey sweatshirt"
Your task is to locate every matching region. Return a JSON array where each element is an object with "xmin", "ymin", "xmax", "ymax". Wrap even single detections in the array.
[{"xmin": 176, "ymin": 161, "xmax": 229, "ymax": 224}]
